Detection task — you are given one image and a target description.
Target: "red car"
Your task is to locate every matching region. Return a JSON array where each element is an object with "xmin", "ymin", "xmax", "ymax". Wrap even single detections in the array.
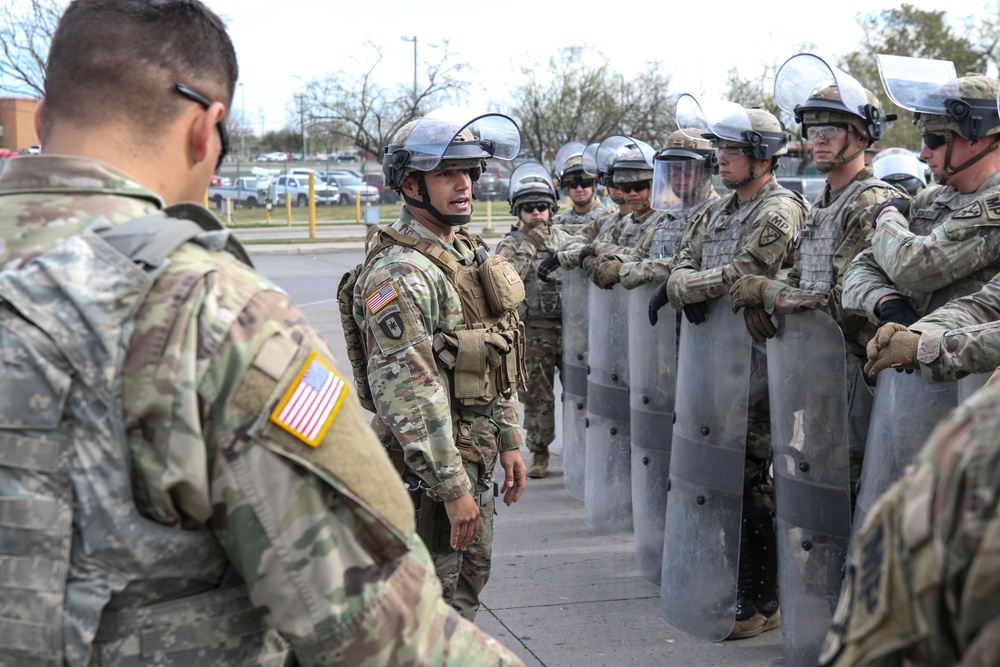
[{"xmin": 362, "ymin": 173, "xmax": 399, "ymax": 204}]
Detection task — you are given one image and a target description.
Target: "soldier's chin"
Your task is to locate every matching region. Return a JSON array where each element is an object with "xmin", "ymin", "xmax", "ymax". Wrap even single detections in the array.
[{"xmin": 721, "ymin": 177, "xmax": 740, "ymax": 189}]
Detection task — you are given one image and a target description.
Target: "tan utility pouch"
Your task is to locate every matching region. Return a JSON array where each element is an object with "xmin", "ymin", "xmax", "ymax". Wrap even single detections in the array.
[{"xmin": 479, "ymin": 254, "xmax": 525, "ymax": 315}]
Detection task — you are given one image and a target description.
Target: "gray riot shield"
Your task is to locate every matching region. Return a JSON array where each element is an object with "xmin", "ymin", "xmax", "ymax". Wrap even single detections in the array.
[
  {"xmin": 584, "ymin": 282, "xmax": 632, "ymax": 535},
  {"xmin": 852, "ymin": 370, "xmax": 956, "ymax": 534},
  {"xmin": 561, "ymin": 269, "xmax": 589, "ymax": 501},
  {"xmin": 660, "ymin": 300, "xmax": 751, "ymax": 641},
  {"xmin": 958, "ymin": 372, "xmax": 991, "ymax": 404},
  {"xmin": 767, "ymin": 311, "xmax": 852, "ymax": 666},
  {"xmin": 628, "ymin": 282, "xmax": 676, "ymax": 584}
]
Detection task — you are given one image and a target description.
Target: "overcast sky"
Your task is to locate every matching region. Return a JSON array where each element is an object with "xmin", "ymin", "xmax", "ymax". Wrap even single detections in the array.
[{"xmin": 207, "ymin": 0, "xmax": 994, "ymax": 135}]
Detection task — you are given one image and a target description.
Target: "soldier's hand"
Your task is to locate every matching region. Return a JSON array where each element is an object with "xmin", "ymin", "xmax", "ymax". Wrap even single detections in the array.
[
  {"xmin": 525, "ymin": 227, "xmax": 547, "ymax": 249},
  {"xmin": 578, "ymin": 244, "xmax": 597, "ymax": 261},
  {"xmin": 499, "ymin": 449, "xmax": 526, "ymax": 506},
  {"xmin": 537, "ymin": 255, "xmax": 561, "ymax": 282},
  {"xmin": 865, "ymin": 322, "xmax": 920, "ymax": 378},
  {"xmin": 683, "ymin": 301, "xmax": 708, "ymax": 325},
  {"xmin": 648, "ymin": 281, "xmax": 670, "ymax": 326},
  {"xmin": 743, "ymin": 306, "xmax": 777, "ymax": 342},
  {"xmin": 444, "ymin": 493, "xmax": 482, "ymax": 551},
  {"xmin": 872, "ymin": 197, "xmax": 911, "ymax": 227},
  {"xmin": 730, "ymin": 274, "xmax": 773, "ymax": 312},
  {"xmin": 877, "ymin": 297, "xmax": 920, "ymax": 327},
  {"xmin": 593, "ymin": 257, "xmax": 624, "ymax": 289},
  {"xmin": 581, "ymin": 255, "xmax": 599, "ymax": 276}
]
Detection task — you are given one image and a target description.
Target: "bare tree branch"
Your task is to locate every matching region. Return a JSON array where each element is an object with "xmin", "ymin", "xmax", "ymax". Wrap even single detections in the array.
[{"xmin": 0, "ymin": 0, "xmax": 65, "ymax": 97}]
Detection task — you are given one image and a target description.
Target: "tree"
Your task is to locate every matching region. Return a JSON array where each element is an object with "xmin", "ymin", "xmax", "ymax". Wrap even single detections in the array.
[
  {"xmin": 0, "ymin": 0, "xmax": 64, "ymax": 97},
  {"xmin": 298, "ymin": 40, "xmax": 471, "ymax": 160},
  {"xmin": 841, "ymin": 4, "xmax": 985, "ymax": 149},
  {"xmin": 509, "ymin": 46, "xmax": 674, "ymax": 164}
]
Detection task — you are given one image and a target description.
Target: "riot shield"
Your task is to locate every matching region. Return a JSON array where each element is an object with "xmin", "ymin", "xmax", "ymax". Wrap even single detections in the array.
[
  {"xmin": 628, "ymin": 282, "xmax": 676, "ymax": 584},
  {"xmin": 852, "ymin": 370, "xmax": 956, "ymax": 533},
  {"xmin": 958, "ymin": 372, "xmax": 991, "ymax": 404},
  {"xmin": 584, "ymin": 282, "xmax": 632, "ymax": 535},
  {"xmin": 768, "ymin": 311, "xmax": 853, "ymax": 666},
  {"xmin": 660, "ymin": 300, "xmax": 751, "ymax": 641},
  {"xmin": 561, "ymin": 269, "xmax": 589, "ymax": 501}
]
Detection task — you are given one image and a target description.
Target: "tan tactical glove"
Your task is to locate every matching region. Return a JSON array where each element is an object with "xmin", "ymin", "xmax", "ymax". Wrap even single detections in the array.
[
  {"xmin": 525, "ymin": 227, "xmax": 548, "ymax": 249},
  {"xmin": 578, "ymin": 244, "xmax": 598, "ymax": 261},
  {"xmin": 864, "ymin": 323, "xmax": 919, "ymax": 377},
  {"xmin": 730, "ymin": 274, "xmax": 774, "ymax": 312},
  {"xmin": 593, "ymin": 256, "xmax": 624, "ymax": 289},
  {"xmin": 581, "ymin": 254, "xmax": 598, "ymax": 276},
  {"xmin": 743, "ymin": 306, "xmax": 777, "ymax": 343}
]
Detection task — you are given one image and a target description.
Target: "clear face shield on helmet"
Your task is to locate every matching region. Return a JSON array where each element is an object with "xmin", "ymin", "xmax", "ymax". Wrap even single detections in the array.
[
  {"xmin": 596, "ymin": 135, "xmax": 638, "ymax": 186},
  {"xmin": 553, "ymin": 141, "xmax": 588, "ymax": 182},
  {"xmin": 651, "ymin": 156, "xmax": 712, "ymax": 211},
  {"xmin": 774, "ymin": 53, "xmax": 881, "ymax": 136},
  {"xmin": 508, "ymin": 161, "xmax": 559, "ymax": 216}
]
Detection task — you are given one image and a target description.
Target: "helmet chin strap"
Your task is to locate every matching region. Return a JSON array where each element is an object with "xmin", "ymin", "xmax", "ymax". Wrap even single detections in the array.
[
  {"xmin": 814, "ymin": 127, "xmax": 866, "ymax": 173},
  {"xmin": 937, "ymin": 137, "xmax": 1000, "ymax": 185},
  {"xmin": 404, "ymin": 172, "xmax": 473, "ymax": 226}
]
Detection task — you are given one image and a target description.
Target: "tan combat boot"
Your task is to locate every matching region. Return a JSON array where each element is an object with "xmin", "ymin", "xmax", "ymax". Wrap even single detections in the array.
[{"xmin": 527, "ymin": 452, "xmax": 549, "ymax": 479}]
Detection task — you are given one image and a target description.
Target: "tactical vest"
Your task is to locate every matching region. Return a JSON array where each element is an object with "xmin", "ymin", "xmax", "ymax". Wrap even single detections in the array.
[
  {"xmin": 798, "ymin": 178, "xmax": 885, "ymax": 293},
  {"xmin": 0, "ymin": 209, "xmax": 281, "ymax": 667},
  {"xmin": 353, "ymin": 225, "xmax": 525, "ymax": 417},
  {"xmin": 510, "ymin": 230, "xmax": 562, "ymax": 319},
  {"xmin": 907, "ymin": 185, "xmax": 1000, "ymax": 312},
  {"xmin": 617, "ymin": 210, "xmax": 664, "ymax": 249},
  {"xmin": 701, "ymin": 188, "xmax": 802, "ymax": 270},
  {"xmin": 554, "ymin": 201, "xmax": 608, "ymax": 234},
  {"xmin": 649, "ymin": 199, "xmax": 716, "ymax": 259}
]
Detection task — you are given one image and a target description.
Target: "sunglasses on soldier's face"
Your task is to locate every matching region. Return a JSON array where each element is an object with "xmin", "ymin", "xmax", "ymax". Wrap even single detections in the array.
[
  {"xmin": 619, "ymin": 180, "xmax": 651, "ymax": 194},
  {"xmin": 175, "ymin": 82, "xmax": 230, "ymax": 172},
  {"xmin": 521, "ymin": 202, "xmax": 550, "ymax": 213},
  {"xmin": 565, "ymin": 179, "xmax": 594, "ymax": 190},
  {"xmin": 922, "ymin": 133, "xmax": 949, "ymax": 150}
]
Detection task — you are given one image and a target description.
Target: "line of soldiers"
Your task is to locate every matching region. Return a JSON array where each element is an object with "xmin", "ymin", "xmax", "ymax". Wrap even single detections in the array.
[{"xmin": 497, "ymin": 52, "xmax": 1000, "ymax": 666}]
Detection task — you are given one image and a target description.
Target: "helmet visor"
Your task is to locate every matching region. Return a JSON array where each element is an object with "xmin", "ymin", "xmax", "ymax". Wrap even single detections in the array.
[
  {"xmin": 553, "ymin": 141, "xmax": 587, "ymax": 180},
  {"xmin": 774, "ymin": 53, "xmax": 871, "ymax": 120},
  {"xmin": 509, "ymin": 162, "xmax": 556, "ymax": 204},
  {"xmin": 676, "ymin": 94, "xmax": 752, "ymax": 145},
  {"xmin": 581, "ymin": 142, "xmax": 600, "ymax": 178},
  {"xmin": 651, "ymin": 157, "xmax": 710, "ymax": 211},
  {"xmin": 402, "ymin": 108, "xmax": 521, "ymax": 172},
  {"xmin": 876, "ymin": 54, "xmax": 959, "ymax": 114}
]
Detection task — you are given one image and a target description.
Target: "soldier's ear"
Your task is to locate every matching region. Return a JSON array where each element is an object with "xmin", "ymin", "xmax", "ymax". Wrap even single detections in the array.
[{"xmin": 401, "ymin": 174, "xmax": 421, "ymax": 200}]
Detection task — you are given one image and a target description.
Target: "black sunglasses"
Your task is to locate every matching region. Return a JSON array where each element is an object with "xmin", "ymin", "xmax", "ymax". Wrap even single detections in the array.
[
  {"xmin": 175, "ymin": 82, "xmax": 230, "ymax": 172},
  {"xmin": 520, "ymin": 202, "xmax": 550, "ymax": 213},
  {"xmin": 619, "ymin": 180, "xmax": 651, "ymax": 193},
  {"xmin": 565, "ymin": 179, "xmax": 594, "ymax": 189},
  {"xmin": 922, "ymin": 133, "xmax": 949, "ymax": 150}
]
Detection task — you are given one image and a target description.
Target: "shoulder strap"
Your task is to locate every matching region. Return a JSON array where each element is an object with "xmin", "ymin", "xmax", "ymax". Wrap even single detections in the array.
[{"xmin": 367, "ymin": 224, "xmax": 464, "ymax": 277}]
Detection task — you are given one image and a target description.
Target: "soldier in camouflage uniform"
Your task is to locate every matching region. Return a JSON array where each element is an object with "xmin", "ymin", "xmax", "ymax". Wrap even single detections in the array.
[
  {"xmin": 843, "ymin": 57, "xmax": 1000, "ymax": 334},
  {"xmin": 352, "ymin": 110, "xmax": 527, "ymax": 622},
  {"xmin": 550, "ymin": 142, "xmax": 608, "ymax": 233},
  {"xmin": 496, "ymin": 164, "xmax": 574, "ymax": 479},
  {"xmin": 820, "ymin": 375, "xmax": 1000, "ymax": 666},
  {"xmin": 0, "ymin": 2, "xmax": 524, "ymax": 665},
  {"xmin": 657, "ymin": 99, "xmax": 808, "ymax": 640},
  {"xmin": 592, "ymin": 129, "xmax": 720, "ymax": 291}
]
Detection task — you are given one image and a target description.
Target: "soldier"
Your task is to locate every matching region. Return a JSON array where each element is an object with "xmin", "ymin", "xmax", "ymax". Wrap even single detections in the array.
[
  {"xmin": 819, "ymin": 376, "xmax": 1000, "ymax": 666},
  {"xmin": 551, "ymin": 141, "xmax": 608, "ymax": 232},
  {"xmin": 496, "ymin": 163, "xmax": 575, "ymax": 479},
  {"xmin": 727, "ymin": 54, "xmax": 901, "ymax": 665},
  {"xmin": 871, "ymin": 147, "xmax": 929, "ymax": 196},
  {"xmin": 352, "ymin": 108, "xmax": 527, "ymax": 622},
  {"xmin": 0, "ymin": 1, "xmax": 523, "ymax": 665},
  {"xmin": 655, "ymin": 95, "xmax": 808, "ymax": 641}
]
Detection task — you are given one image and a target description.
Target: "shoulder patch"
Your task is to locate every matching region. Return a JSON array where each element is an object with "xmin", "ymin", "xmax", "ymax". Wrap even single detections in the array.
[
  {"xmin": 953, "ymin": 200, "xmax": 984, "ymax": 220},
  {"xmin": 986, "ymin": 193, "xmax": 1000, "ymax": 219},
  {"xmin": 366, "ymin": 280, "xmax": 398, "ymax": 314},
  {"xmin": 270, "ymin": 352, "xmax": 348, "ymax": 447},
  {"xmin": 371, "ymin": 301, "xmax": 425, "ymax": 356},
  {"xmin": 378, "ymin": 311, "xmax": 405, "ymax": 339},
  {"xmin": 759, "ymin": 223, "xmax": 785, "ymax": 246}
]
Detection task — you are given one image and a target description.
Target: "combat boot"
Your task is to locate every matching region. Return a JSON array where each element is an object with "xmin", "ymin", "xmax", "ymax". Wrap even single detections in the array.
[
  {"xmin": 727, "ymin": 591, "xmax": 781, "ymax": 640},
  {"xmin": 527, "ymin": 452, "xmax": 549, "ymax": 479}
]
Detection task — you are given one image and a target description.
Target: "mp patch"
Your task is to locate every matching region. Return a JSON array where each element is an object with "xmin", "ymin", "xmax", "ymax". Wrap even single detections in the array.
[{"xmin": 986, "ymin": 193, "xmax": 1000, "ymax": 219}]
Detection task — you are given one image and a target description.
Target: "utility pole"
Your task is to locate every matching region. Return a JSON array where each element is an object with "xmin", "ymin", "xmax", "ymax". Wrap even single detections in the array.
[
  {"xmin": 400, "ymin": 35, "xmax": 417, "ymax": 99},
  {"xmin": 297, "ymin": 95, "xmax": 306, "ymax": 159}
]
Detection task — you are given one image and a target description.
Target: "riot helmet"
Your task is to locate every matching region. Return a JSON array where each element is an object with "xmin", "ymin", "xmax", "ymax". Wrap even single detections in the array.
[
  {"xmin": 610, "ymin": 139, "xmax": 655, "ymax": 213},
  {"xmin": 878, "ymin": 54, "xmax": 1000, "ymax": 183},
  {"xmin": 651, "ymin": 129, "xmax": 717, "ymax": 210},
  {"xmin": 382, "ymin": 106, "xmax": 520, "ymax": 225},
  {"xmin": 508, "ymin": 161, "xmax": 559, "ymax": 217},
  {"xmin": 871, "ymin": 147, "xmax": 928, "ymax": 195}
]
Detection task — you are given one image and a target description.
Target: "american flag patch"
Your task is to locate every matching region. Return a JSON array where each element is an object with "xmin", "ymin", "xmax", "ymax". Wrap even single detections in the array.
[
  {"xmin": 270, "ymin": 352, "xmax": 347, "ymax": 447},
  {"xmin": 366, "ymin": 281, "xmax": 398, "ymax": 314}
]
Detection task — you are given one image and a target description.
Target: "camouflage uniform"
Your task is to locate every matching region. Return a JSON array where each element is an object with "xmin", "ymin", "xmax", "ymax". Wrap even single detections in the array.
[
  {"xmin": 551, "ymin": 199, "xmax": 608, "ymax": 234},
  {"xmin": 352, "ymin": 209, "xmax": 523, "ymax": 622},
  {"xmin": 843, "ymin": 170, "xmax": 1000, "ymax": 321},
  {"xmin": 497, "ymin": 223, "xmax": 574, "ymax": 459},
  {"xmin": 555, "ymin": 208, "xmax": 624, "ymax": 269},
  {"xmin": 0, "ymin": 156, "xmax": 523, "ymax": 666},
  {"xmin": 821, "ymin": 376, "xmax": 1000, "ymax": 666}
]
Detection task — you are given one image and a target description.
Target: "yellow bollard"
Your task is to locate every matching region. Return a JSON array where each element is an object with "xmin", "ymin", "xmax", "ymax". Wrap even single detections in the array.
[
  {"xmin": 484, "ymin": 199, "xmax": 493, "ymax": 232},
  {"xmin": 226, "ymin": 198, "xmax": 232, "ymax": 226},
  {"xmin": 308, "ymin": 172, "xmax": 317, "ymax": 239},
  {"xmin": 286, "ymin": 189, "xmax": 292, "ymax": 227},
  {"xmin": 265, "ymin": 201, "xmax": 272, "ymax": 225},
  {"xmin": 203, "ymin": 191, "xmax": 209, "ymax": 208},
  {"xmin": 355, "ymin": 192, "xmax": 361, "ymax": 222}
]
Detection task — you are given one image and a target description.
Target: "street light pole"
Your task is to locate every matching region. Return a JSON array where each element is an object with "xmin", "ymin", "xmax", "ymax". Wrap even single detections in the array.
[
  {"xmin": 239, "ymin": 82, "xmax": 245, "ymax": 159},
  {"xmin": 400, "ymin": 35, "xmax": 417, "ymax": 99}
]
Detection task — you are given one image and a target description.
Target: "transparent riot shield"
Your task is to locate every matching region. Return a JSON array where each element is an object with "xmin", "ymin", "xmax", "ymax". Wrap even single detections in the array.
[
  {"xmin": 852, "ymin": 370, "xmax": 956, "ymax": 533},
  {"xmin": 958, "ymin": 372, "xmax": 991, "ymax": 404},
  {"xmin": 628, "ymin": 282, "xmax": 676, "ymax": 584},
  {"xmin": 768, "ymin": 311, "xmax": 852, "ymax": 666},
  {"xmin": 660, "ymin": 300, "xmax": 751, "ymax": 641},
  {"xmin": 561, "ymin": 269, "xmax": 590, "ymax": 501},
  {"xmin": 584, "ymin": 282, "xmax": 632, "ymax": 536}
]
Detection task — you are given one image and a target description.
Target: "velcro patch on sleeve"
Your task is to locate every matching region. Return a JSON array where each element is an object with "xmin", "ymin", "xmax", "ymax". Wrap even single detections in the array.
[
  {"xmin": 366, "ymin": 280, "xmax": 398, "ymax": 314},
  {"xmin": 270, "ymin": 351, "xmax": 348, "ymax": 447}
]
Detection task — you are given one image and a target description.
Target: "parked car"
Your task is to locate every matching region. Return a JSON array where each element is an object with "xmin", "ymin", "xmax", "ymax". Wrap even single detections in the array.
[
  {"xmin": 362, "ymin": 173, "xmax": 400, "ymax": 204},
  {"xmin": 258, "ymin": 151, "xmax": 288, "ymax": 162},
  {"xmin": 271, "ymin": 175, "xmax": 339, "ymax": 206},
  {"xmin": 324, "ymin": 174, "xmax": 379, "ymax": 205},
  {"xmin": 474, "ymin": 165, "xmax": 509, "ymax": 200},
  {"xmin": 209, "ymin": 176, "xmax": 269, "ymax": 208}
]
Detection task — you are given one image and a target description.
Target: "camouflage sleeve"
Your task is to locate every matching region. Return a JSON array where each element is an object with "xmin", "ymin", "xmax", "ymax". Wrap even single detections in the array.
[
  {"xmin": 841, "ymin": 245, "xmax": 902, "ymax": 323},
  {"xmin": 356, "ymin": 255, "xmax": 473, "ymax": 502},
  {"xmin": 719, "ymin": 197, "xmax": 804, "ymax": 286},
  {"xmin": 909, "ymin": 278, "xmax": 1000, "ymax": 382},
  {"xmin": 125, "ymin": 246, "xmax": 522, "ymax": 666},
  {"xmin": 620, "ymin": 255, "xmax": 672, "ymax": 290},
  {"xmin": 497, "ymin": 395, "xmax": 523, "ymax": 452},
  {"xmin": 495, "ymin": 233, "xmax": 536, "ymax": 279},
  {"xmin": 557, "ymin": 212, "xmax": 621, "ymax": 267},
  {"xmin": 869, "ymin": 198, "xmax": 1000, "ymax": 292}
]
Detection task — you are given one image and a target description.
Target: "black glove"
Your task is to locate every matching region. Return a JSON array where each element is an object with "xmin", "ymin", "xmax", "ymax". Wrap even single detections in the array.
[
  {"xmin": 872, "ymin": 197, "xmax": 911, "ymax": 227},
  {"xmin": 877, "ymin": 298, "xmax": 920, "ymax": 327},
  {"xmin": 537, "ymin": 255, "xmax": 561, "ymax": 282},
  {"xmin": 683, "ymin": 301, "xmax": 708, "ymax": 325},
  {"xmin": 648, "ymin": 281, "xmax": 670, "ymax": 326}
]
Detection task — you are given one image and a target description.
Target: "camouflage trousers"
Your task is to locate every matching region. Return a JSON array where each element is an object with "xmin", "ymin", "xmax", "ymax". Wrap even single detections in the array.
[
  {"xmin": 416, "ymin": 409, "xmax": 500, "ymax": 622},
  {"xmin": 520, "ymin": 320, "xmax": 562, "ymax": 455}
]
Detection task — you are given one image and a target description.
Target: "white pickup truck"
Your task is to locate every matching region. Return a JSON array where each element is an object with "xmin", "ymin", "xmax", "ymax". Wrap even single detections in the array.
[
  {"xmin": 208, "ymin": 176, "xmax": 269, "ymax": 208},
  {"xmin": 271, "ymin": 175, "xmax": 340, "ymax": 206}
]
